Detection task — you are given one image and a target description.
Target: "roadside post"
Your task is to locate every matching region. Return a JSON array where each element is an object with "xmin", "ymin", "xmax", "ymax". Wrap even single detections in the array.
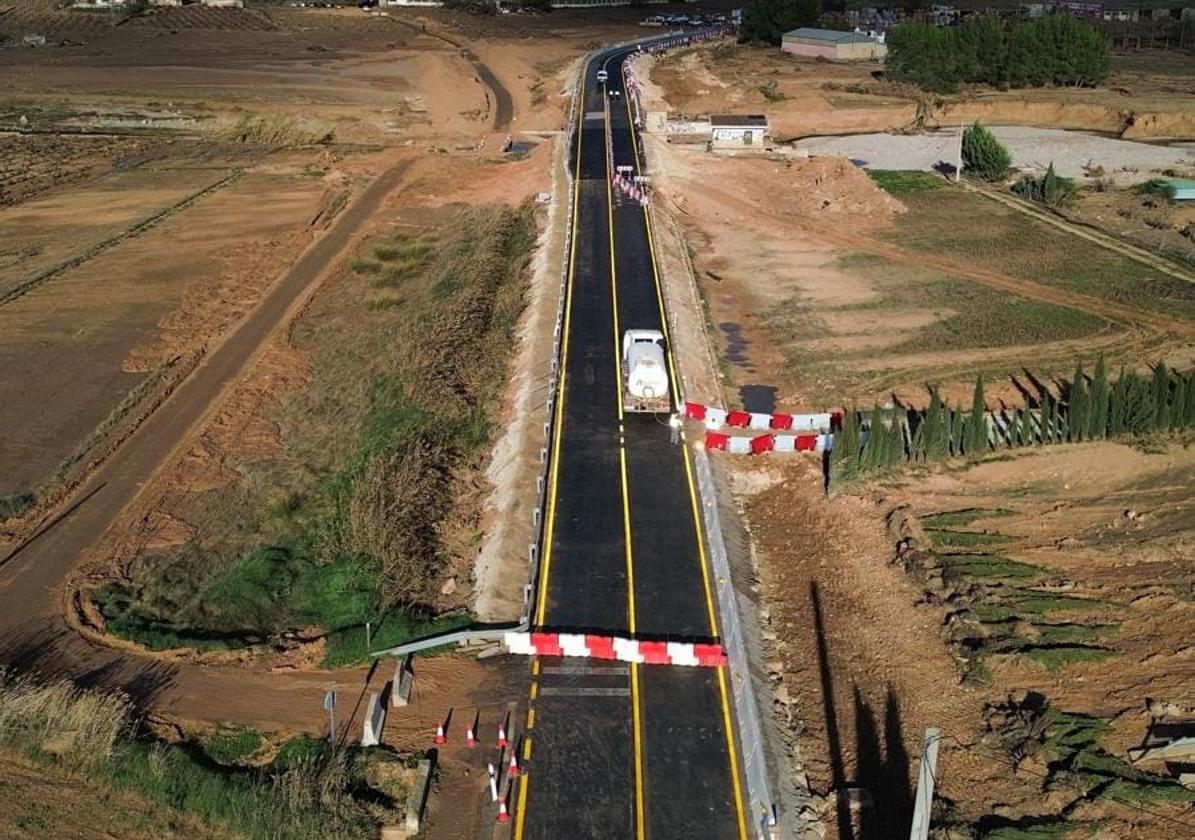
[
  {"xmin": 323, "ymin": 688, "xmax": 337, "ymax": 744},
  {"xmin": 909, "ymin": 727, "xmax": 942, "ymax": 840}
]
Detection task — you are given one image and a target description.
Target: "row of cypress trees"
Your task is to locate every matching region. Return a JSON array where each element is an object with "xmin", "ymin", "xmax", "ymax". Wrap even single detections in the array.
[{"xmin": 830, "ymin": 358, "xmax": 1195, "ymax": 486}]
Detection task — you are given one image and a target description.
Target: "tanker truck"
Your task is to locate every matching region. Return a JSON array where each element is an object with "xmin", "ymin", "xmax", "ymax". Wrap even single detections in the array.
[{"xmin": 621, "ymin": 329, "xmax": 671, "ymax": 413}]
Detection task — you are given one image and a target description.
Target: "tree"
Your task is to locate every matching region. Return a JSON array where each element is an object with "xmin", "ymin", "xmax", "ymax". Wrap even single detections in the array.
[
  {"xmin": 1068, "ymin": 363, "xmax": 1088, "ymax": 442},
  {"xmin": 949, "ymin": 407, "xmax": 965, "ymax": 456},
  {"xmin": 1171, "ymin": 375, "xmax": 1187, "ymax": 432},
  {"xmin": 1089, "ymin": 355, "xmax": 1109, "ymax": 439},
  {"xmin": 1121, "ymin": 371, "xmax": 1155, "ymax": 433},
  {"xmin": 925, "ymin": 389, "xmax": 949, "ymax": 461},
  {"xmin": 741, "ymin": 0, "xmax": 822, "ymax": 46},
  {"xmin": 1185, "ymin": 372, "xmax": 1195, "ymax": 428},
  {"xmin": 1152, "ymin": 362, "xmax": 1171, "ymax": 431},
  {"xmin": 1109, "ymin": 368, "xmax": 1128, "ymax": 436},
  {"xmin": 831, "ymin": 407, "xmax": 861, "ymax": 485},
  {"xmin": 963, "ymin": 121, "xmax": 1011, "ymax": 181},
  {"xmin": 860, "ymin": 405, "xmax": 885, "ymax": 471},
  {"xmin": 966, "ymin": 375, "xmax": 988, "ymax": 458}
]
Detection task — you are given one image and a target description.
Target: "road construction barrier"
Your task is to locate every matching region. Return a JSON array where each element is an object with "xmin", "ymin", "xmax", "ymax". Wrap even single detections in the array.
[
  {"xmin": 362, "ymin": 690, "xmax": 386, "ymax": 747},
  {"xmin": 704, "ymin": 431, "xmax": 833, "ymax": 454},
  {"xmin": 504, "ymin": 631, "xmax": 727, "ymax": 667},
  {"xmin": 684, "ymin": 401, "xmax": 840, "ymax": 433}
]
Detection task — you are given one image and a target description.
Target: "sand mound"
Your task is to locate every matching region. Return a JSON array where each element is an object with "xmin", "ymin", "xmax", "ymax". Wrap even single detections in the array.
[{"xmin": 678, "ymin": 153, "xmax": 905, "ymax": 228}]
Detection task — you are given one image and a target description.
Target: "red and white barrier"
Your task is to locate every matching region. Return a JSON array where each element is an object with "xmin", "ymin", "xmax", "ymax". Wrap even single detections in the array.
[
  {"xmin": 504, "ymin": 631, "xmax": 727, "ymax": 667},
  {"xmin": 684, "ymin": 401, "xmax": 841, "ymax": 433},
  {"xmin": 704, "ymin": 431, "xmax": 833, "ymax": 454}
]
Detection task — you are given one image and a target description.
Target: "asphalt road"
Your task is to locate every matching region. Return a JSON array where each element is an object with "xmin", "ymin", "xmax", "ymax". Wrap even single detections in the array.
[{"xmin": 515, "ymin": 46, "xmax": 749, "ymax": 840}]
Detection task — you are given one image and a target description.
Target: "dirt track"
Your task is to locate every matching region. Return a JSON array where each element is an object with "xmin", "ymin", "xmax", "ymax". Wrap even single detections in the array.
[{"xmin": 0, "ymin": 158, "xmax": 411, "ymax": 728}]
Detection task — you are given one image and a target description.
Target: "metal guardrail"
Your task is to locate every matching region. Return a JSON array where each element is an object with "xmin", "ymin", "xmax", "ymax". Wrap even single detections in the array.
[{"xmin": 693, "ymin": 449, "xmax": 776, "ymax": 838}]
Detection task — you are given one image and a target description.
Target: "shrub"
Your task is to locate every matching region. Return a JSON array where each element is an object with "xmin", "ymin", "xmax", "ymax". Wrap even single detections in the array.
[{"xmin": 963, "ymin": 122, "xmax": 1011, "ymax": 181}]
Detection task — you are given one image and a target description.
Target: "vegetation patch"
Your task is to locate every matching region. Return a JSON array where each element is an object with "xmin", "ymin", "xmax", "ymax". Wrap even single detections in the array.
[
  {"xmin": 202, "ymin": 725, "xmax": 265, "ymax": 766},
  {"xmin": 921, "ymin": 508, "xmax": 1014, "ymax": 529},
  {"xmin": 939, "ymin": 553, "xmax": 1042, "ymax": 583},
  {"xmin": 0, "ymin": 492, "xmax": 35, "ymax": 522},
  {"xmin": 0, "ymin": 673, "xmax": 378, "ymax": 839},
  {"xmin": 867, "ymin": 169, "xmax": 944, "ymax": 197},
  {"xmin": 97, "ymin": 204, "xmax": 537, "ymax": 661},
  {"xmin": 925, "ymin": 528, "xmax": 1014, "ymax": 549}
]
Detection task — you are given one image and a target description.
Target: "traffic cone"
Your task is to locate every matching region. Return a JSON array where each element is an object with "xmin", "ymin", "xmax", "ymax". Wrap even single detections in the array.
[
  {"xmin": 434, "ymin": 721, "xmax": 446, "ymax": 745},
  {"xmin": 507, "ymin": 750, "xmax": 519, "ymax": 778},
  {"xmin": 497, "ymin": 797, "xmax": 510, "ymax": 823},
  {"xmin": 466, "ymin": 721, "xmax": 477, "ymax": 747},
  {"xmin": 497, "ymin": 717, "xmax": 508, "ymax": 749}
]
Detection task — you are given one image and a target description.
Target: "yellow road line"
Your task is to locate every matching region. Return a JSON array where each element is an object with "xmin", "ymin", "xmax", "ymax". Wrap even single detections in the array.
[
  {"xmin": 621, "ymin": 54, "xmax": 750, "ymax": 840},
  {"xmin": 514, "ymin": 62, "xmax": 588, "ymax": 840},
  {"xmin": 606, "ymin": 79, "xmax": 648, "ymax": 840}
]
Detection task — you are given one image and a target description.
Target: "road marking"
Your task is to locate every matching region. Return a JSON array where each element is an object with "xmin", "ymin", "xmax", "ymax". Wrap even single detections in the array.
[
  {"xmin": 606, "ymin": 78, "xmax": 647, "ymax": 840},
  {"xmin": 523, "ymin": 737, "xmax": 534, "ymax": 760},
  {"xmin": 515, "ymin": 65, "xmax": 588, "ymax": 840},
  {"xmin": 539, "ymin": 686, "xmax": 633, "ymax": 698},
  {"xmin": 530, "ymin": 682, "xmax": 538, "ymax": 700},
  {"xmin": 621, "ymin": 55, "xmax": 751, "ymax": 840},
  {"xmin": 541, "ymin": 664, "xmax": 631, "ymax": 676}
]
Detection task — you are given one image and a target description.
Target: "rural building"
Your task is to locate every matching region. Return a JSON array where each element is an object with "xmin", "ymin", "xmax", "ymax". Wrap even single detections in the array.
[
  {"xmin": 781, "ymin": 28, "xmax": 888, "ymax": 61},
  {"xmin": 709, "ymin": 114, "xmax": 769, "ymax": 149}
]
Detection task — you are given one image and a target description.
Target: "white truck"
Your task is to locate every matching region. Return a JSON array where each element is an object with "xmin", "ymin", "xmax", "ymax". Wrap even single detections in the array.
[{"xmin": 622, "ymin": 329, "xmax": 670, "ymax": 413}]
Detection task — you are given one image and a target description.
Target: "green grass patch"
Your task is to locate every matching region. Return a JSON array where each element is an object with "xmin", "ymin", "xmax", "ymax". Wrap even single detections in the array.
[
  {"xmin": 0, "ymin": 491, "xmax": 35, "ymax": 520},
  {"xmin": 1033, "ymin": 623, "xmax": 1114, "ymax": 645},
  {"xmin": 971, "ymin": 591, "xmax": 1111, "ymax": 622},
  {"xmin": 271, "ymin": 735, "xmax": 328, "ymax": 771},
  {"xmin": 868, "ymin": 169, "xmax": 945, "ymax": 196},
  {"xmin": 926, "ymin": 528, "xmax": 1015, "ymax": 549},
  {"xmin": 368, "ymin": 297, "xmax": 399, "ymax": 311},
  {"xmin": 1018, "ymin": 645, "xmax": 1116, "ymax": 671},
  {"xmin": 349, "ymin": 259, "xmax": 381, "ymax": 274},
  {"xmin": 322, "ymin": 610, "xmax": 472, "ymax": 668},
  {"xmin": 979, "ymin": 823, "xmax": 1071, "ymax": 840},
  {"xmin": 921, "ymin": 507, "xmax": 1015, "ymax": 529},
  {"xmin": 203, "ymin": 726, "xmax": 264, "ymax": 765},
  {"xmin": 939, "ymin": 553, "xmax": 1043, "ymax": 582}
]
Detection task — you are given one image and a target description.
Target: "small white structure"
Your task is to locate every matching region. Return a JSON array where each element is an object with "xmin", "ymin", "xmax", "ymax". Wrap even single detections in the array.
[{"xmin": 710, "ymin": 114, "xmax": 769, "ymax": 149}]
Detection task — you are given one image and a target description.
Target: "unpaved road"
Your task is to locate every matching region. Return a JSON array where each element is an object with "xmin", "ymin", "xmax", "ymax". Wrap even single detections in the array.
[{"xmin": 0, "ymin": 159, "xmax": 411, "ymax": 726}]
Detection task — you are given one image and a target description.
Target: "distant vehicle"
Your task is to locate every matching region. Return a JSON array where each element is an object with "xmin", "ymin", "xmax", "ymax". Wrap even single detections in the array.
[
  {"xmin": 622, "ymin": 330, "xmax": 670, "ymax": 413},
  {"xmin": 609, "ymin": 89, "xmax": 620, "ymax": 98},
  {"xmin": 596, "ymin": 69, "xmax": 608, "ymax": 84}
]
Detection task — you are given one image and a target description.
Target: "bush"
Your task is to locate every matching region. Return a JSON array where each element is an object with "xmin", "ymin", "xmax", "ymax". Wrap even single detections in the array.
[
  {"xmin": 963, "ymin": 121, "xmax": 1011, "ymax": 181},
  {"xmin": 1013, "ymin": 163, "xmax": 1077, "ymax": 207},
  {"xmin": 0, "ymin": 491, "xmax": 35, "ymax": 521}
]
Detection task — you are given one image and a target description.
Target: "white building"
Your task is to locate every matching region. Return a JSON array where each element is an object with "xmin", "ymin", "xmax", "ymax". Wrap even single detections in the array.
[{"xmin": 709, "ymin": 114, "xmax": 769, "ymax": 149}]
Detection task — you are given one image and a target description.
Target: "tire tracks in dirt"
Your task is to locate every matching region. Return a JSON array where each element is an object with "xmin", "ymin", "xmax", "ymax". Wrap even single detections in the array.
[{"xmin": 0, "ymin": 158, "xmax": 412, "ymax": 729}]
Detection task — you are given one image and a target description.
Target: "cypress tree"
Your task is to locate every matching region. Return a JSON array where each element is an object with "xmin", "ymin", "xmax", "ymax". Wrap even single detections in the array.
[
  {"xmin": 910, "ymin": 415, "xmax": 927, "ymax": 462},
  {"xmin": 861, "ymin": 405, "xmax": 885, "ymax": 471},
  {"xmin": 831, "ymin": 407, "xmax": 861, "ymax": 485},
  {"xmin": 926, "ymin": 390, "xmax": 949, "ymax": 461},
  {"xmin": 1089, "ymin": 355, "xmax": 1109, "ymax": 438},
  {"xmin": 950, "ymin": 407, "xmax": 966, "ymax": 456},
  {"xmin": 1123, "ymin": 371, "xmax": 1154, "ymax": 433},
  {"xmin": 1153, "ymin": 362, "xmax": 1170, "ymax": 431},
  {"xmin": 1185, "ymin": 372, "xmax": 1195, "ymax": 428},
  {"xmin": 1171, "ymin": 375, "xmax": 1186, "ymax": 432},
  {"xmin": 1109, "ymin": 368, "xmax": 1127, "ymax": 436},
  {"xmin": 1049, "ymin": 392, "xmax": 1062, "ymax": 443},
  {"xmin": 1040, "ymin": 393, "xmax": 1053, "ymax": 444},
  {"xmin": 1068, "ymin": 364, "xmax": 1088, "ymax": 442},
  {"xmin": 966, "ymin": 375, "xmax": 988, "ymax": 458},
  {"xmin": 887, "ymin": 410, "xmax": 907, "ymax": 466},
  {"xmin": 1010, "ymin": 408, "xmax": 1023, "ymax": 448}
]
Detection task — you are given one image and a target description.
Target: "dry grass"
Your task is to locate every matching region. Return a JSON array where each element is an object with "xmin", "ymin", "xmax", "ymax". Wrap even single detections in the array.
[
  {"xmin": 0, "ymin": 673, "xmax": 129, "ymax": 767},
  {"xmin": 222, "ymin": 114, "xmax": 333, "ymax": 148}
]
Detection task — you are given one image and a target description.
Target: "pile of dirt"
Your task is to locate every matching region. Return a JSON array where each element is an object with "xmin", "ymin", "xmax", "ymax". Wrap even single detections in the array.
[{"xmin": 669, "ymin": 152, "xmax": 905, "ymax": 228}]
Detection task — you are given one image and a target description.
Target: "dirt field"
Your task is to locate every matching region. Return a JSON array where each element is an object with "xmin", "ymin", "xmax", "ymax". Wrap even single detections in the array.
[
  {"xmin": 648, "ymin": 41, "xmax": 1195, "ymax": 142},
  {"xmin": 730, "ymin": 441, "xmax": 1195, "ymax": 839}
]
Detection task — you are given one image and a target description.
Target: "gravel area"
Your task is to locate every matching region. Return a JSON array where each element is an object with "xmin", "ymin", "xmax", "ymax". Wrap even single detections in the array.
[{"xmin": 794, "ymin": 126, "xmax": 1195, "ymax": 183}]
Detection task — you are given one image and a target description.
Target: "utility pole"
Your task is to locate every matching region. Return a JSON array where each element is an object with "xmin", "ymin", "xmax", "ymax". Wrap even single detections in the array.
[{"xmin": 908, "ymin": 727, "xmax": 942, "ymax": 840}]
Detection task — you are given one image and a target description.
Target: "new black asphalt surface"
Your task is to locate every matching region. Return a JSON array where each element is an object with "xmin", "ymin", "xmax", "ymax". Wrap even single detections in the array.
[{"xmin": 521, "ymin": 45, "xmax": 745, "ymax": 840}]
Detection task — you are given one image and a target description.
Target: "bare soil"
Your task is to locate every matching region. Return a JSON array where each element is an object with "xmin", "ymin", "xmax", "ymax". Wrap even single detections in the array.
[{"xmin": 735, "ymin": 441, "xmax": 1195, "ymax": 839}]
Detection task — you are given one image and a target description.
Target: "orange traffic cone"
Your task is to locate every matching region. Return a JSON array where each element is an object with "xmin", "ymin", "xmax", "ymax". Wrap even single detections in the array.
[
  {"xmin": 434, "ymin": 721, "xmax": 446, "ymax": 745},
  {"xmin": 497, "ymin": 797, "xmax": 510, "ymax": 823},
  {"xmin": 466, "ymin": 722, "xmax": 477, "ymax": 747},
  {"xmin": 507, "ymin": 750, "xmax": 519, "ymax": 778},
  {"xmin": 497, "ymin": 719, "xmax": 508, "ymax": 749}
]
